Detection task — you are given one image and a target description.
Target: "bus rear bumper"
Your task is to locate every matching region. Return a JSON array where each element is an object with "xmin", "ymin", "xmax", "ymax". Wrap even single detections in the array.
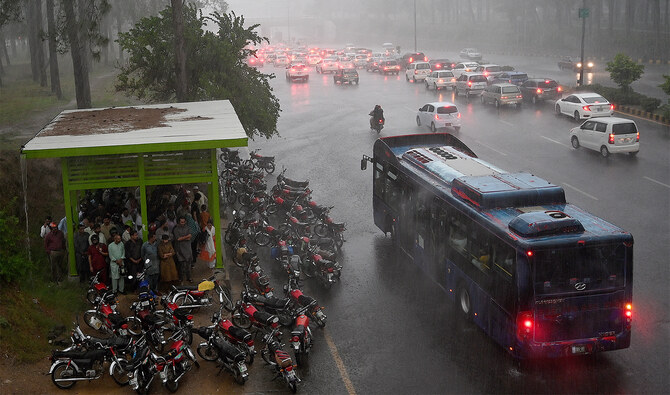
[{"xmin": 515, "ymin": 331, "xmax": 631, "ymax": 359}]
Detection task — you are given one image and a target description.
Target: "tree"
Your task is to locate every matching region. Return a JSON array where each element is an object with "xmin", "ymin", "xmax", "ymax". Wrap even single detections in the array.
[
  {"xmin": 63, "ymin": 0, "xmax": 91, "ymax": 108},
  {"xmin": 606, "ymin": 53, "xmax": 645, "ymax": 93},
  {"xmin": 171, "ymin": 0, "xmax": 187, "ymax": 101},
  {"xmin": 46, "ymin": 0, "xmax": 62, "ymax": 99},
  {"xmin": 660, "ymin": 74, "xmax": 670, "ymax": 96},
  {"xmin": 0, "ymin": 0, "xmax": 21, "ymax": 86},
  {"xmin": 116, "ymin": 5, "xmax": 280, "ymax": 139}
]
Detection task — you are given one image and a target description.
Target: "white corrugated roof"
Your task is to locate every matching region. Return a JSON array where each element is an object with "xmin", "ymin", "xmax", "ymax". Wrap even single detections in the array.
[{"xmin": 21, "ymin": 100, "xmax": 247, "ymax": 157}]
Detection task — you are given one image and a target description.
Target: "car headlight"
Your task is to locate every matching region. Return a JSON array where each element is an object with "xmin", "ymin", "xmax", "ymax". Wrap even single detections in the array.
[
  {"xmin": 587, "ymin": 62, "xmax": 594, "ymax": 68},
  {"xmin": 577, "ymin": 62, "xmax": 582, "ymax": 68}
]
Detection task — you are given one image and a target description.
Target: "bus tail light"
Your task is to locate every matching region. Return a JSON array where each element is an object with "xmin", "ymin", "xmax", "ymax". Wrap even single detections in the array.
[
  {"xmin": 516, "ymin": 311, "xmax": 534, "ymax": 340},
  {"xmin": 608, "ymin": 133, "xmax": 615, "ymax": 144}
]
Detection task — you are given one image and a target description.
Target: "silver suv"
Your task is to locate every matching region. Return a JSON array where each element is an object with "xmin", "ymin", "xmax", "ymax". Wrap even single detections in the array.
[
  {"xmin": 480, "ymin": 83, "xmax": 523, "ymax": 108},
  {"xmin": 455, "ymin": 73, "xmax": 488, "ymax": 99}
]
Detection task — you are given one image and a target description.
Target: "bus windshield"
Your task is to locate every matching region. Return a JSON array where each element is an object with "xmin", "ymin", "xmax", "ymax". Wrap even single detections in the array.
[{"xmin": 533, "ymin": 244, "xmax": 626, "ymax": 295}]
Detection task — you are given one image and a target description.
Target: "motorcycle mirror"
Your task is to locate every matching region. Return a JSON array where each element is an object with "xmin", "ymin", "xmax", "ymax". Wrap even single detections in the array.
[{"xmin": 360, "ymin": 158, "xmax": 367, "ymax": 171}]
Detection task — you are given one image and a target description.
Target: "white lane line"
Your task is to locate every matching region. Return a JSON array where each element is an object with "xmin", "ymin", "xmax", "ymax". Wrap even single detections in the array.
[
  {"xmin": 499, "ymin": 120, "xmax": 514, "ymax": 127},
  {"xmin": 563, "ymin": 183, "xmax": 599, "ymax": 201},
  {"xmin": 324, "ymin": 329, "xmax": 357, "ymax": 395},
  {"xmin": 405, "ymin": 106, "xmax": 417, "ymax": 113},
  {"xmin": 644, "ymin": 176, "xmax": 670, "ymax": 189},
  {"xmin": 473, "ymin": 140, "xmax": 507, "ymax": 156},
  {"xmin": 541, "ymin": 135, "xmax": 571, "ymax": 148}
]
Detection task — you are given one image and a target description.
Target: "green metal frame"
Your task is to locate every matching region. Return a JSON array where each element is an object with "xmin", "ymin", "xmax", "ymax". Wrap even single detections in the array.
[{"xmin": 59, "ymin": 146, "xmax": 241, "ymax": 276}]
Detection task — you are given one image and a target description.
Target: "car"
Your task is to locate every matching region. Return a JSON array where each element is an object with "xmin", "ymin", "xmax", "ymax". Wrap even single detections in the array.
[
  {"xmin": 480, "ymin": 83, "xmax": 523, "ymax": 108},
  {"xmin": 399, "ymin": 52, "xmax": 427, "ymax": 69},
  {"xmin": 555, "ymin": 93, "xmax": 614, "ymax": 121},
  {"xmin": 274, "ymin": 55, "xmax": 289, "ymax": 67},
  {"xmin": 353, "ymin": 54, "xmax": 369, "ymax": 68},
  {"xmin": 378, "ymin": 60, "xmax": 400, "ymax": 75},
  {"xmin": 519, "ymin": 78, "xmax": 562, "ymax": 104},
  {"xmin": 451, "ymin": 62, "xmax": 480, "ymax": 78},
  {"xmin": 569, "ymin": 117, "xmax": 639, "ymax": 158},
  {"xmin": 247, "ymin": 56, "xmax": 264, "ymax": 67},
  {"xmin": 558, "ymin": 56, "xmax": 594, "ymax": 72},
  {"xmin": 474, "ymin": 64, "xmax": 503, "ymax": 81},
  {"xmin": 428, "ymin": 59, "xmax": 454, "ymax": 70},
  {"xmin": 286, "ymin": 63, "xmax": 309, "ymax": 82},
  {"xmin": 405, "ymin": 61, "xmax": 431, "ymax": 82},
  {"xmin": 459, "ymin": 48, "xmax": 482, "ymax": 61},
  {"xmin": 307, "ymin": 54, "xmax": 322, "ymax": 66},
  {"xmin": 455, "ymin": 72, "xmax": 488, "ymax": 98},
  {"xmin": 490, "ymin": 71, "xmax": 528, "ymax": 86},
  {"xmin": 316, "ymin": 56, "xmax": 339, "ymax": 73},
  {"xmin": 291, "ymin": 54, "xmax": 307, "ymax": 66},
  {"xmin": 333, "ymin": 67, "xmax": 359, "ymax": 84},
  {"xmin": 424, "ymin": 70, "xmax": 456, "ymax": 91},
  {"xmin": 416, "ymin": 102, "xmax": 462, "ymax": 132},
  {"xmin": 365, "ymin": 58, "xmax": 382, "ymax": 72}
]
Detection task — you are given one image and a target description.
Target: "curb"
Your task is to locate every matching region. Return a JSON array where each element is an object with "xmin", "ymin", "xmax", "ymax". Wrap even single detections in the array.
[
  {"xmin": 617, "ymin": 105, "xmax": 670, "ymax": 126},
  {"xmin": 482, "ymin": 50, "xmax": 669, "ymax": 65}
]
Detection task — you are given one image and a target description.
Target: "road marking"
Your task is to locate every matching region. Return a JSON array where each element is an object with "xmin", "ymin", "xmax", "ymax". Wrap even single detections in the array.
[
  {"xmin": 473, "ymin": 140, "xmax": 507, "ymax": 156},
  {"xmin": 541, "ymin": 135, "xmax": 571, "ymax": 148},
  {"xmin": 324, "ymin": 329, "xmax": 357, "ymax": 395},
  {"xmin": 563, "ymin": 183, "xmax": 599, "ymax": 200},
  {"xmin": 499, "ymin": 120, "xmax": 514, "ymax": 127},
  {"xmin": 405, "ymin": 106, "xmax": 417, "ymax": 113},
  {"xmin": 644, "ymin": 176, "xmax": 670, "ymax": 189}
]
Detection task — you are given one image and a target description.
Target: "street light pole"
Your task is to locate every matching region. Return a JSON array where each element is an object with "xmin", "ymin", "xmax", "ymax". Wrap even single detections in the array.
[
  {"xmin": 413, "ymin": 0, "xmax": 417, "ymax": 52},
  {"xmin": 578, "ymin": 0, "xmax": 587, "ymax": 86}
]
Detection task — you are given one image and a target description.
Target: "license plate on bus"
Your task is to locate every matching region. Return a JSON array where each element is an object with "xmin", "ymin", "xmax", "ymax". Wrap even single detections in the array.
[{"xmin": 571, "ymin": 345, "xmax": 587, "ymax": 354}]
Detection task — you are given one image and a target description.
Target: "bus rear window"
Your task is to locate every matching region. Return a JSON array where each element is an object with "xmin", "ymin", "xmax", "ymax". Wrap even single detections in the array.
[{"xmin": 533, "ymin": 244, "xmax": 626, "ymax": 295}]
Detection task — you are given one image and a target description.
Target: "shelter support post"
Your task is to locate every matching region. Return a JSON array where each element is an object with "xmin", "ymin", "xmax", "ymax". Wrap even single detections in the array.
[
  {"xmin": 61, "ymin": 159, "xmax": 76, "ymax": 276},
  {"xmin": 138, "ymin": 155, "xmax": 149, "ymax": 241},
  {"xmin": 210, "ymin": 149, "xmax": 223, "ymax": 268}
]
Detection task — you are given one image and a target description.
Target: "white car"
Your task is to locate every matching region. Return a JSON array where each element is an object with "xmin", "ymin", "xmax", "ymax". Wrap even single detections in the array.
[
  {"xmin": 424, "ymin": 71, "xmax": 456, "ymax": 91},
  {"xmin": 286, "ymin": 63, "xmax": 309, "ymax": 82},
  {"xmin": 555, "ymin": 93, "xmax": 614, "ymax": 122},
  {"xmin": 274, "ymin": 56, "xmax": 289, "ymax": 67},
  {"xmin": 569, "ymin": 117, "xmax": 639, "ymax": 157},
  {"xmin": 405, "ymin": 61, "xmax": 431, "ymax": 82},
  {"xmin": 474, "ymin": 64, "xmax": 503, "ymax": 81},
  {"xmin": 316, "ymin": 57, "xmax": 339, "ymax": 73},
  {"xmin": 459, "ymin": 48, "xmax": 482, "ymax": 61},
  {"xmin": 416, "ymin": 102, "xmax": 462, "ymax": 132},
  {"xmin": 451, "ymin": 62, "xmax": 480, "ymax": 78},
  {"xmin": 307, "ymin": 54, "xmax": 322, "ymax": 66}
]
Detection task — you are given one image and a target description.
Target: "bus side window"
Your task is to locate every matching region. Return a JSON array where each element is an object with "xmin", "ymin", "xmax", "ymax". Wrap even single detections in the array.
[
  {"xmin": 469, "ymin": 224, "xmax": 491, "ymax": 274},
  {"xmin": 385, "ymin": 169, "xmax": 400, "ymax": 209},
  {"xmin": 492, "ymin": 242, "xmax": 515, "ymax": 312},
  {"xmin": 448, "ymin": 214, "xmax": 468, "ymax": 255},
  {"xmin": 373, "ymin": 162, "xmax": 384, "ymax": 197}
]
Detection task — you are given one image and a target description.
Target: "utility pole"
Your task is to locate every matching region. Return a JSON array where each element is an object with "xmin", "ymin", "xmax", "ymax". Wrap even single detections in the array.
[
  {"xmin": 414, "ymin": 0, "xmax": 417, "ymax": 52},
  {"xmin": 578, "ymin": 0, "xmax": 589, "ymax": 86}
]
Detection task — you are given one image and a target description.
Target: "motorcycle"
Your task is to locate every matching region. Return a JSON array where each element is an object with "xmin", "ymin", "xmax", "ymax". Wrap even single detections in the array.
[
  {"xmin": 242, "ymin": 254, "xmax": 274, "ymax": 296},
  {"xmin": 313, "ymin": 216, "xmax": 347, "ymax": 248},
  {"xmin": 271, "ymin": 239, "xmax": 302, "ymax": 280},
  {"xmin": 85, "ymin": 271, "xmax": 110, "ymax": 305},
  {"xmin": 370, "ymin": 115, "xmax": 385, "ymax": 133},
  {"xmin": 245, "ymin": 148, "xmax": 276, "ymax": 174},
  {"xmin": 128, "ymin": 295, "xmax": 168, "ymax": 353},
  {"xmin": 194, "ymin": 326, "xmax": 249, "ymax": 385},
  {"xmin": 240, "ymin": 288, "xmax": 294, "ymax": 327},
  {"xmin": 83, "ymin": 291, "xmax": 139, "ymax": 336},
  {"xmin": 161, "ymin": 299, "xmax": 195, "ymax": 345},
  {"xmin": 261, "ymin": 329, "xmax": 300, "ymax": 393},
  {"xmin": 290, "ymin": 309, "xmax": 312, "ymax": 367},
  {"xmin": 276, "ymin": 168, "xmax": 309, "ymax": 189},
  {"xmin": 231, "ymin": 297, "xmax": 280, "ymax": 330},
  {"xmin": 164, "ymin": 274, "xmax": 234, "ymax": 313},
  {"xmin": 300, "ymin": 245, "xmax": 342, "ymax": 289},
  {"xmin": 285, "ymin": 278, "xmax": 327, "ymax": 328}
]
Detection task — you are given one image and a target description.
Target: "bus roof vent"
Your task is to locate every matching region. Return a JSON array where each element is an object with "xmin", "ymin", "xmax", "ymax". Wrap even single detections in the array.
[
  {"xmin": 428, "ymin": 146, "xmax": 458, "ymax": 160},
  {"xmin": 451, "ymin": 173, "xmax": 566, "ymax": 209},
  {"xmin": 405, "ymin": 149, "xmax": 433, "ymax": 164},
  {"xmin": 509, "ymin": 211, "xmax": 584, "ymax": 237}
]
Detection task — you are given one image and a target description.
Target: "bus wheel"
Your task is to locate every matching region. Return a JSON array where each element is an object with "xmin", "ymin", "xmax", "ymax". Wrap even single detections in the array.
[{"xmin": 458, "ymin": 287, "xmax": 472, "ymax": 320}]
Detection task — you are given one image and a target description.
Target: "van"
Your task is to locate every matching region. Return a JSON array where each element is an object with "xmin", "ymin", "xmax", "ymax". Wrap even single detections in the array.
[
  {"xmin": 480, "ymin": 83, "xmax": 523, "ymax": 108},
  {"xmin": 405, "ymin": 62, "xmax": 431, "ymax": 82},
  {"xmin": 455, "ymin": 73, "xmax": 488, "ymax": 98},
  {"xmin": 569, "ymin": 117, "xmax": 639, "ymax": 158}
]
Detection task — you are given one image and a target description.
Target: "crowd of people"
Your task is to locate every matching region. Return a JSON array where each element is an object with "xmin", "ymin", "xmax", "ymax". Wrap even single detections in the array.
[{"xmin": 41, "ymin": 184, "xmax": 218, "ymax": 294}]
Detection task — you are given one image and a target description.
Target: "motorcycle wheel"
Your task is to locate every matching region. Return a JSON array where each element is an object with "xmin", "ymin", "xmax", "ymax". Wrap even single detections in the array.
[
  {"xmin": 264, "ymin": 162, "xmax": 276, "ymax": 174},
  {"xmin": 197, "ymin": 343, "xmax": 219, "ymax": 361},
  {"xmin": 126, "ymin": 317, "xmax": 143, "ymax": 336},
  {"xmin": 313, "ymin": 224, "xmax": 328, "ymax": 238},
  {"xmin": 86, "ymin": 289, "xmax": 99, "ymax": 305},
  {"xmin": 238, "ymin": 194, "xmax": 251, "ymax": 207},
  {"xmin": 232, "ymin": 314, "xmax": 252, "ymax": 329},
  {"xmin": 150, "ymin": 331, "xmax": 166, "ymax": 353},
  {"xmin": 174, "ymin": 294, "xmax": 196, "ymax": 313},
  {"xmin": 225, "ymin": 188, "xmax": 237, "ymax": 204},
  {"xmin": 295, "ymin": 352, "xmax": 307, "ymax": 367},
  {"xmin": 288, "ymin": 379, "xmax": 298, "ymax": 393},
  {"xmin": 51, "ymin": 361, "xmax": 77, "ymax": 389},
  {"xmin": 266, "ymin": 204, "xmax": 278, "ymax": 215},
  {"xmin": 234, "ymin": 368, "xmax": 247, "ymax": 385},
  {"xmin": 334, "ymin": 233, "xmax": 344, "ymax": 248},
  {"xmin": 260, "ymin": 348, "xmax": 277, "ymax": 366},
  {"xmin": 111, "ymin": 360, "xmax": 131, "ymax": 386},
  {"xmin": 83, "ymin": 310, "xmax": 105, "ymax": 332},
  {"xmin": 254, "ymin": 232, "xmax": 271, "ymax": 247},
  {"xmin": 183, "ymin": 326, "xmax": 193, "ymax": 345},
  {"xmin": 165, "ymin": 367, "xmax": 179, "ymax": 393},
  {"xmin": 243, "ymin": 159, "xmax": 254, "ymax": 170},
  {"xmin": 245, "ymin": 347, "xmax": 255, "ymax": 365},
  {"xmin": 219, "ymin": 286, "xmax": 235, "ymax": 312}
]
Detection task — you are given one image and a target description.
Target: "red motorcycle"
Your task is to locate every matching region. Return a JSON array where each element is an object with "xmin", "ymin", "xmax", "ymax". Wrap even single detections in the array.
[{"xmin": 83, "ymin": 292, "xmax": 139, "ymax": 336}]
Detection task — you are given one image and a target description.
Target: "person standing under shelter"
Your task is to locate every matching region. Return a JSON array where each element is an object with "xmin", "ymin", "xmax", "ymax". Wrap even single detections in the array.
[
  {"xmin": 108, "ymin": 233, "xmax": 126, "ymax": 294},
  {"xmin": 158, "ymin": 234, "xmax": 179, "ymax": 286},
  {"xmin": 199, "ymin": 219, "xmax": 217, "ymax": 269},
  {"xmin": 88, "ymin": 234, "xmax": 108, "ymax": 285},
  {"xmin": 173, "ymin": 216, "xmax": 193, "ymax": 283},
  {"xmin": 125, "ymin": 229, "xmax": 142, "ymax": 291},
  {"xmin": 44, "ymin": 222, "xmax": 66, "ymax": 283},
  {"xmin": 141, "ymin": 233, "xmax": 160, "ymax": 295},
  {"xmin": 100, "ymin": 215, "xmax": 115, "ymax": 242},
  {"xmin": 74, "ymin": 223, "xmax": 91, "ymax": 283},
  {"xmin": 40, "ymin": 216, "xmax": 52, "ymax": 238}
]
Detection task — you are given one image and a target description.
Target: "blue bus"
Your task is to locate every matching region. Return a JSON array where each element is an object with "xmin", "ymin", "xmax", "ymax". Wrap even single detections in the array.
[{"xmin": 361, "ymin": 133, "xmax": 633, "ymax": 359}]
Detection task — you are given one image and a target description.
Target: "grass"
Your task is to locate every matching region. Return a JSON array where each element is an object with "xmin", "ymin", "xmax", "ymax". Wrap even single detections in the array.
[{"xmin": 0, "ymin": 279, "xmax": 87, "ymax": 363}]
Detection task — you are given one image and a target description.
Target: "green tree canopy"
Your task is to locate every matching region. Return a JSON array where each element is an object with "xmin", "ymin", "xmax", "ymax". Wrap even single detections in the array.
[
  {"xmin": 660, "ymin": 75, "xmax": 670, "ymax": 97},
  {"xmin": 605, "ymin": 53, "xmax": 645, "ymax": 93},
  {"xmin": 116, "ymin": 5, "xmax": 280, "ymax": 139}
]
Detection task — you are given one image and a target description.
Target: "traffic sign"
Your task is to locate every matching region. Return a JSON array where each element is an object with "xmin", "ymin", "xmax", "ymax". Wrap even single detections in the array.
[{"xmin": 579, "ymin": 8, "xmax": 590, "ymax": 18}]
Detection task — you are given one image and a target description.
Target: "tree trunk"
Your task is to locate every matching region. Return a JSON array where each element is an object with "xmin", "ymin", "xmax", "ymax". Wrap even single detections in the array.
[
  {"xmin": 78, "ymin": 0, "xmax": 92, "ymax": 72},
  {"xmin": 651, "ymin": 0, "xmax": 661, "ymax": 60},
  {"xmin": 0, "ymin": 31, "xmax": 9, "ymax": 67},
  {"xmin": 172, "ymin": 0, "xmax": 188, "ymax": 102},
  {"xmin": 46, "ymin": 0, "xmax": 62, "ymax": 99},
  {"xmin": 117, "ymin": 12, "xmax": 124, "ymax": 62},
  {"xmin": 36, "ymin": 0, "xmax": 48, "ymax": 87},
  {"xmin": 26, "ymin": 1, "xmax": 38, "ymax": 82},
  {"xmin": 63, "ymin": 0, "xmax": 91, "ymax": 108}
]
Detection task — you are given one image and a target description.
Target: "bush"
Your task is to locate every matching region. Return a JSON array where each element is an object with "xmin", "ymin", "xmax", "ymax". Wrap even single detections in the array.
[
  {"xmin": 0, "ymin": 201, "xmax": 33, "ymax": 283},
  {"xmin": 640, "ymin": 97, "xmax": 661, "ymax": 113}
]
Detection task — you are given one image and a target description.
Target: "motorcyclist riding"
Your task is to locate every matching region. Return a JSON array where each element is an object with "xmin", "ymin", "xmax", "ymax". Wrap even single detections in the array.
[{"xmin": 369, "ymin": 105, "xmax": 385, "ymax": 130}]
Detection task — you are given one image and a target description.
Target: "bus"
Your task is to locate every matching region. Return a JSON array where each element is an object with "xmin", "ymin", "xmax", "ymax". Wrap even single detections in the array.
[{"xmin": 361, "ymin": 133, "xmax": 633, "ymax": 359}]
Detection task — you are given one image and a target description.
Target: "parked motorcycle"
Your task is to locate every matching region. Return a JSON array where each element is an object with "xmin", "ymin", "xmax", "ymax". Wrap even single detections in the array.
[
  {"xmin": 240, "ymin": 289, "xmax": 294, "ymax": 327},
  {"xmin": 285, "ymin": 278, "xmax": 327, "ymax": 328},
  {"xmin": 313, "ymin": 216, "xmax": 347, "ymax": 248},
  {"xmin": 300, "ymin": 245, "xmax": 342, "ymax": 289},
  {"xmin": 194, "ymin": 326, "xmax": 249, "ymax": 385},
  {"xmin": 164, "ymin": 274, "xmax": 234, "ymax": 313},
  {"xmin": 290, "ymin": 310, "xmax": 312, "ymax": 366},
  {"xmin": 242, "ymin": 254, "xmax": 274, "ymax": 296},
  {"xmin": 261, "ymin": 329, "xmax": 300, "ymax": 393},
  {"xmin": 85, "ymin": 271, "xmax": 110, "ymax": 305},
  {"xmin": 245, "ymin": 149, "xmax": 276, "ymax": 173},
  {"xmin": 83, "ymin": 292, "xmax": 139, "ymax": 336},
  {"xmin": 231, "ymin": 298, "xmax": 280, "ymax": 330}
]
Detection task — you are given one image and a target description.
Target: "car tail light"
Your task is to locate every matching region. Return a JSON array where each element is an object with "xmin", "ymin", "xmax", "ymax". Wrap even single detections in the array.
[
  {"xmin": 483, "ymin": 71, "xmax": 489, "ymax": 76},
  {"xmin": 501, "ymin": 96, "xmax": 508, "ymax": 99},
  {"xmin": 438, "ymin": 79, "xmax": 443, "ymax": 83},
  {"xmin": 536, "ymin": 88, "xmax": 543, "ymax": 94},
  {"xmin": 557, "ymin": 86, "xmax": 563, "ymax": 92},
  {"xmin": 608, "ymin": 133, "xmax": 615, "ymax": 144},
  {"xmin": 583, "ymin": 105, "xmax": 592, "ymax": 111},
  {"xmin": 409, "ymin": 57, "xmax": 414, "ymax": 63},
  {"xmin": 414, "ymin": 70, "xmax": 418, "ymax": 74},
  {"xmin": 609, "ymin": 104, "xmax": 615, "ymax": 110},
  {"xmin": 457, "ymin": 113, "xmax": 461, "ymax": 118},
  {"xmin": 424, "ymin": 56, "xmax": 428, "ymax": 62},
  {"xmin": 435, "ymin": 114, "xmax": 440, "ymax": 120},
  {"xmin": 516, "ymin": 311, "xmax": 534, "ymax": 340},
  {"xmin": 435, "ymin": 64, "xmax": 441, "ymax": 68},
  {"xmin": 636, "ymin": 132, "xmax": 639, "ymax": 142}
]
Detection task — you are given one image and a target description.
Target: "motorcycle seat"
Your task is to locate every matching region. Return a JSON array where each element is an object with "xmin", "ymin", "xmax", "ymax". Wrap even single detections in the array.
[
  {"xmin": 258, "ymin": 156, "xmax": 275, "ymax": 162},
  {"xmin": 259, "ymin": 295, "xmax": 290, "ymax": 309},
  {"xmin": 108, "ymin": 312, "xmax": 125, "ymax": 327},
  {"xmin": 144, "ymin": 313, "xmax": 165, "ymax": 326},
  {"xmin": 88, "ymin": 335, "xmax": 131, "ymax": 349},
  {"xmin": 297, "ymin": 294, "xmax": 315, "ymax": 307},
  {"xmin": 52, "ymin": 348, "xmax": 107, "ymax": 360},
  {"xmin": 213, "ymin": 337, "xmax": 246, "ymax": 362},
  {"xmin": 173, "ymin": 284, "xmax": 199, "ymax": 291},
  {"xmin": 283, "ymin": 178, "xmax": 309, "ymax": 188},
  {"xmin": 194, "ymin": 326, "xmax": 213, "ymax": 339},
  {"xmin": 252, "ymin": 310, "xmax": 277, "ymax": 326},
  {"xmin": 227, "ymin": 326, "xmax": 252, "ymax": 343},
  {"xmin": 291, "ymin": 326, "xmax": 305, "ymax": 339}
]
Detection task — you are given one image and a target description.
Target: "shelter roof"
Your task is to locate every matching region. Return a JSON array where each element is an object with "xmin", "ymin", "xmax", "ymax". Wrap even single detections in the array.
[{"xmin": 21, "ymin": 100, "xmax": 248, "ymax": 158}]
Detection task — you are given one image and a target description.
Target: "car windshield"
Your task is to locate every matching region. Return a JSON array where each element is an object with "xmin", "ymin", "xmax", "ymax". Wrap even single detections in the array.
[
  {"xmin": 384, "ymin": 61, "xmax": 397, "ymax": 66},
  {"xmin": 438, "ymin": 72, "xmax": 453, "ymax": 78},
  {"xmin": 416, "ymin": 64, "xmax": 430, "ymax": 69},
  {"xmin": 343, "ymin": 69, "xmax": 357, "ymax": 74},
  {"xmin": 533, "ymin": 244, "xmax": 626, "ymax": 295},
  {"xmin": 583, "ymin": 96, "xmax": 608, "ymax": 104},
  {"xmin": 538, "ymin": 80, "xmax": 558, "ymax": 88},
  {"xmin": 486, "ymin": 66, "xmax": 501, "ymax": 72},
  {"xmin": 437, "ymin": 106, "xmax": 458, "ymax": 114},
  {"xmin": 513, "ymin": 74, "xmax": 528, "ymax": 80},
  {"xmin": 502, "ymin": 86, "xmax": 520, "ymax": 94},
  {"xmin": 612, "ymin": 123, "xmax": 637, "ymax": 135},
  {"xmin": 470, "ymin": 75, "xmax": 488, "ymax": 82}
]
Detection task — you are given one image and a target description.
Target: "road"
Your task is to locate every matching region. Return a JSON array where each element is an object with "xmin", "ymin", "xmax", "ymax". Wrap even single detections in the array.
[{"xmin": 242, "ymin": 56, "xmax": 670, "ymax": 394}]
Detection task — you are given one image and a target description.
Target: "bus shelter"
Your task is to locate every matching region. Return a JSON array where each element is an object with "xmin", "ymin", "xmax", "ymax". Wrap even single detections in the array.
[{"xmin": 21, "ymin": 100, "xmax": 248, "ymax": 275}]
